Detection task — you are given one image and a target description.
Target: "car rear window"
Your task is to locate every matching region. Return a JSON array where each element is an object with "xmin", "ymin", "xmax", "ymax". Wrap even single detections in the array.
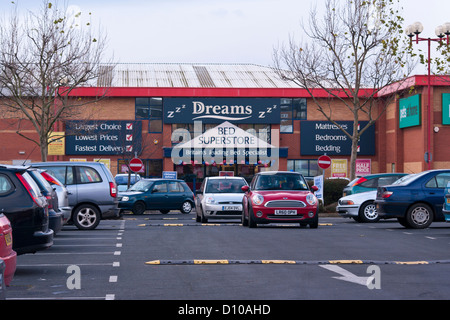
[
  {"xmin": 38, "ymin": 166, "xmax": 74, "ymax": 185},
  {"xmin": 76, "ymin": 166, "xmax": 102, "ymax": 184},
  {"xmin": 0, "ymin": 174, "xmax": 13, "ymax": 195},
  {"xmin": 21, "ymin": 172, "xmax": 43, "ymax": 199}
]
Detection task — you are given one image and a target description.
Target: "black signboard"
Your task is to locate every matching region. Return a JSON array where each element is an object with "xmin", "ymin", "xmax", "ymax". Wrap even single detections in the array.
[
  {"xmin": 300, "ymin": 121, "xmax": 375, "ymax": 156},
  {"xmin": 164, "ymin": 97, "xmax": 281, "ymax": 124},
  {"xmin": 65, "ymin": 120, "xmax": 142, "ymax": 155}
]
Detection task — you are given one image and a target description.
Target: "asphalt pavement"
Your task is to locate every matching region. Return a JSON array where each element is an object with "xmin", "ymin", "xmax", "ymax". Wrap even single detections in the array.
[{"xmin": 5, "ymin": 211, "xmax": 450, "ymax": 308}]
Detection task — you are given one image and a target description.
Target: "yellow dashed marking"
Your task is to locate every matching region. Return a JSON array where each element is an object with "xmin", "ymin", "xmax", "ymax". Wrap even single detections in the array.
[
  {"xmin": 261, "ymin": 260, "xmax": 296, "ymax": 264},
  {"xmin": 328, "ymin": 260, "xmax": 363, "ymax": 264},
  {"xmin": 194, "ymin": 260, "xmax": 229, "ymax": 264},
  {"xmin": 395, "ymin": 261, "xmax": 429, "ymax": 265}
]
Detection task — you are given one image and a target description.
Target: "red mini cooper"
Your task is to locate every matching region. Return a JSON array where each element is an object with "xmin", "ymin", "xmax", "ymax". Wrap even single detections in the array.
[{"xmin": 242, "ymin": 171, "xmax": 319, "ymax": 228}]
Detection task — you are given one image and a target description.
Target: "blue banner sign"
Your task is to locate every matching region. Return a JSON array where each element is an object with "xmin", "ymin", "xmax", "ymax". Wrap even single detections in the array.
[
  {"xmin": 164, "ymin": 97, "xmax": 281, "ymax": 124},
  {"xmin": 300, "ymin": 121, "xmax": 375, "ymax": 156},
  {"xmin": 65, "ymin": 120, "xmax": 142, "ymax": 155}
]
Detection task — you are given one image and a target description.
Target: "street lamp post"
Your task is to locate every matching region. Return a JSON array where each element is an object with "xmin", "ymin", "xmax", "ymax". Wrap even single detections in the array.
[{"xmin": 405, "ymin": 22, "xmax": 450, "ymax": 170}]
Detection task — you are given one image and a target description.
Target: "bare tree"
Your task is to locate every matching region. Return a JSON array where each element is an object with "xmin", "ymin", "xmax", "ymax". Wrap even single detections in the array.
[
  {"xmin": 274, "ymin": 0, "xmax": 415, "ymax": 179},
  {"xmin": 0, "ymin": 0, "xmax": 113, "ymax": 161}
]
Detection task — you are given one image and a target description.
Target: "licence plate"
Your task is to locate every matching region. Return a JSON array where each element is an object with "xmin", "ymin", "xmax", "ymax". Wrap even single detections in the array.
[
  {"xmin": 274, "ymin": 210, "xmax": 297, "ymax": 215},
  {"xmin": 4, "ymin": 233, "xmax": 12, "ymax": 246},
  {"xmin": 223, "ymin": 206, "xmax": 241, "ymax": 211}
]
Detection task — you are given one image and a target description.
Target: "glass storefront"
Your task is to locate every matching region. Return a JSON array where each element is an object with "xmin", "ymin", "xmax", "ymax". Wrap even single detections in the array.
[
  {"xmin": 117, "ymin": 159, "xmax": 163, "ymax": 177},
  {"xmin": 174, "ymin": 163, "xmax": 273, "ymax": 191}
]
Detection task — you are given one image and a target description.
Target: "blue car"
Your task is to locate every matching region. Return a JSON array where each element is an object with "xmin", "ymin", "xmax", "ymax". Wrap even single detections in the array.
[
  {"xmin": 444, "ymin": 182, "xmax": 450, "ymax": 222},
  {"xmin": 375, "ymin": 170, "xmax": 450, "ymax": 229},
  {"xmin": 118, "ymin": 178, "xmax": 195, "ymax": 215}
]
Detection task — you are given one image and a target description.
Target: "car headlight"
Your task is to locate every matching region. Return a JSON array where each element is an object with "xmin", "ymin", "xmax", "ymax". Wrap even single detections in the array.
[
  {"xmin": 306, "ymin": 193, "xmax": 317, "ymax": 206},
  {"xmin": 339, "ymin": 200, "xmax": 355, "ymax": 205},
  {"xmin": 252, "ymin": 194, "xmax": 264, "ymax": 206},
  {"xmin": 121, "ymin": 196, "xmax": 129, "ymax": 202},
  {"xmin": 205, "ymin": 196, "xmax": 216, "ymax": 204}
]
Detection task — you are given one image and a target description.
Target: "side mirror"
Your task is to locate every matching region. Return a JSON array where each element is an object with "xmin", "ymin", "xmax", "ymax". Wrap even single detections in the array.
[
  {"xmin": 311, "ymin": 185, "xmax": 319, "ymax": 192},
  {"xmin": 241, "ymin": 185, "xmax": 249, "ymax": 192}
]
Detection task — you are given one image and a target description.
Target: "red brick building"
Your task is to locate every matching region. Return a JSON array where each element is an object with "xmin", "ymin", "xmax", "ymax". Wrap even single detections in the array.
[{"xmin": 1, "ymin": 64, "xmax": 449, "ymax": 184}]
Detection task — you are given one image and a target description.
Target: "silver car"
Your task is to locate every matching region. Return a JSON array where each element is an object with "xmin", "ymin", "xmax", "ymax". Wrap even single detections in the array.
[
  {"xmin": 30, "ymin": 161, "xmax": 120, "ymax": 230},
  {"xmin": 39, "ymin": 170, "xmax": 72, "ymax": 225},
  {"xmin": 336, "ymin": 190, "xmax": 378, "ymax": 222},
  {"xmin": 195, "ymin": 176, "xmax": 248, "ymax": 223}
]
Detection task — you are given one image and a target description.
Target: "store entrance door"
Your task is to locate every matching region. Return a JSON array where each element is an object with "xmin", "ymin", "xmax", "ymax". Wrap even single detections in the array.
[{"xmin": 219, "ymin": 165, "xmax": 236, "ymax": 176}]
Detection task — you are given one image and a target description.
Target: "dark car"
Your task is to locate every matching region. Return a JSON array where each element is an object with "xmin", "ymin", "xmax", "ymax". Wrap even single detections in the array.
[
  {"xmin": 118, "ymin": 178, "xmax": 195, "ymax": 215},
  {"xmin": 0, "ymin": 259, "xmax": 5, "ymax": 300},
  {"xmin": 242, "ymin": 171, "xmax": 319, "ymax": 228},
  {"xmin": 28, "ymin": 169, "xmax": 63, "ymax": 235},
  {"xmin": 343, "ymin": 173, "xmax": 408, "ymax": 196},
  {"xmin": 375, "ymin": 170, "xmax": 450, "ymax": 229},
  {"xmin": 0, "ymin": 165, "xmax": 53, "ymax": 255}
]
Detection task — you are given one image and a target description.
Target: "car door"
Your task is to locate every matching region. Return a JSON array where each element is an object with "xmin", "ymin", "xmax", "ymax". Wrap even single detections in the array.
[
  {"xmin": 147, "ymin": 181, "xmax": 168, "ymax": 210},
  {"xmin": 74, "ymin": 166, "xmax": 104, "ymax": 205},
  {"xmin": 166, "ymin": 181, "xmax": 186, "ymax": 209}
]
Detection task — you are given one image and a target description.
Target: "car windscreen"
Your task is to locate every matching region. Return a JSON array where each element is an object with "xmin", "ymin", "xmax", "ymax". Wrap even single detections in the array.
[
  {"xmin": 128, "ymin": 180, "xmax": 154, "ymax": 192},
  {"xmin": 254, "ymin": 173, "xmax": 309, "ymax": 191},
  {"xmin": 205, "ymin": 179, "xmax": 247, "ymax": 193}
]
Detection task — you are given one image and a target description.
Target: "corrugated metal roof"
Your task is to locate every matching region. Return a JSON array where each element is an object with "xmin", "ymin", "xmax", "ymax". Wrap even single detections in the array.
[{"xmin": 97, "ymin": 63, "xmax": 300, "ymax": 89}]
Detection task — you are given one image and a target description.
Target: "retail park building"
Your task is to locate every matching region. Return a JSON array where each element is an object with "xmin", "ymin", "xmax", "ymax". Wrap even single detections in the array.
[{"xmin": 1, "ymin": 63, "xmax": 450, "ymax": 184}]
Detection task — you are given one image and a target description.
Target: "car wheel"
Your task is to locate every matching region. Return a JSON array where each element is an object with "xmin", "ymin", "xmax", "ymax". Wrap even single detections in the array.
[
  {"xmin": 132, "ymin": 201, "xmax": 146, "ymax": 215},
  {"xmin": 73, "ymin": 204, "xmax": 100, "ymax": 230},
  {"xmin": 248, "ymin": 202, "xmax": 257, "ymax": 228},
  {"xmin": 405, "ymin": 203, "xmax": 433, "ymax": 229},
  {"xmin": 200, "ymin": 205, "xmax": 208, "ymax": 223},
  {"xmin": 359, "ymin": 201, "xmax": 379, "ymax": 223},
  {"xmin": 242, "ymin": 203, "xmax": 248, "ymax": 226},
  {"xmin": 309, "ymin": 213, "xmax": 319, "ymax": 228},
  {"xmin": 181, "ymin": 201, "xmax": 192, "ymax": 214}
]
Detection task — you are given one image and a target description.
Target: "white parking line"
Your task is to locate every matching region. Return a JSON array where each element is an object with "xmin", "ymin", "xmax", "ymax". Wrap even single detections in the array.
[
  {"xmin": 16, "ymin": 263, "xmax": 115, "ymax": 267},
  {"xmin": 109, "ymin": 275, "xmax": 118, "ymax": 283}
]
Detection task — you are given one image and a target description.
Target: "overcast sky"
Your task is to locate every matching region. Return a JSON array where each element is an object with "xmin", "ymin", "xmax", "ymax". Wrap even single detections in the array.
[{"xmin": 3, "ymin": 0, "xmax": 450, "ymax": 74}]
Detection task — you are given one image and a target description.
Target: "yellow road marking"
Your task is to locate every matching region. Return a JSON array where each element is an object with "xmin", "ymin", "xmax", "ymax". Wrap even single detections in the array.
[
  {"xmin": 194, "ymin": 260, "xmax": 229, "ymax": 264},
  {"xmin": 328, "ymin": 260, "xmax": 363, "ymax": 264},
  {"xmin": 261, "ymin": 260, "xmax": 296, "ymax": 264},
  {"xmin": 394, "ymin": 261, "xmax": 429, "ymax": 265}
]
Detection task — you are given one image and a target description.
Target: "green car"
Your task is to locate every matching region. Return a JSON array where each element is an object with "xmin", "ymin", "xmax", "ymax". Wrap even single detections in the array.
[
  {"xmin": 118, "ymin": 178, "xmax": 195, "ymax": 215},
  {"xmin": 342, "ymin": 173, "xmax": 407, "ymax": 196}
]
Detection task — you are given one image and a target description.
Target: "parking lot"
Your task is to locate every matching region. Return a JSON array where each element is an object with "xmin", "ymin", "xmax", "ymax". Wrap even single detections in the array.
[{"xmin": 5, "ymin": 209, "xmax": 450, "ymax": 304}]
